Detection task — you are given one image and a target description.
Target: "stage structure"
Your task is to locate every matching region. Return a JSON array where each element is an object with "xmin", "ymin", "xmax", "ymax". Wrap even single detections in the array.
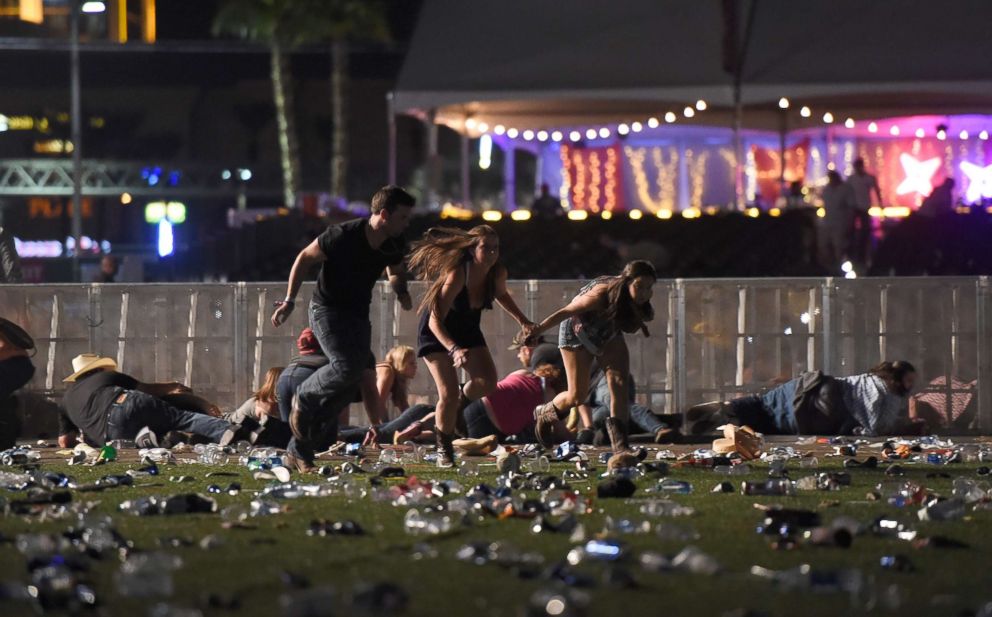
[{"xmin": 392, "ymin": 0, "xmax": 992, "ymax": 215}]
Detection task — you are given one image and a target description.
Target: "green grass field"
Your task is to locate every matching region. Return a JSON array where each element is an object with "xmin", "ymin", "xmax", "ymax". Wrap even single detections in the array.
[{"xmin": 1, "ymin": 444, "xmax": 990, "ymax": 617}]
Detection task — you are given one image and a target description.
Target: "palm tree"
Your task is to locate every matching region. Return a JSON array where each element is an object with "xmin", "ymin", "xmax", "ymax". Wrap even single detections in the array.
[
  {"xmin": 214, "ymin": 0, "xmax": 307, "ymax": 209},
  {"xmin": 320, "ymin": 1, "xmax": 389, "ymax": 200},
  {"xmin": 214, "ymin": 0, "xmax": 389, "ymax": 206}
]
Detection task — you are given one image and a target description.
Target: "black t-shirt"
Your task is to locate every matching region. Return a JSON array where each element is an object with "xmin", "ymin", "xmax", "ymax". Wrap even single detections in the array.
[
  {"xmin": 313, "ymin": 218, "xmax": 406, "ymax": 312},
  {"xmin": 60, "ymin": 370, "xmax": 138, "ymax": 445}
]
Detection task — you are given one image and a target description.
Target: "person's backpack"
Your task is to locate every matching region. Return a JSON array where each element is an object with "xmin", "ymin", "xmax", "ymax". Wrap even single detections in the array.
[{"xmin": 0, "ymin": 318, "xmax": 34, "ymax": 351}]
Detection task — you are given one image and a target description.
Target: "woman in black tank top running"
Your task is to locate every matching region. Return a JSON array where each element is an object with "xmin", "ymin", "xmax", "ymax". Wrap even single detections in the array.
[{"xmin": 408, "ymin": 225, "xmax": 533, "ymax": 468}]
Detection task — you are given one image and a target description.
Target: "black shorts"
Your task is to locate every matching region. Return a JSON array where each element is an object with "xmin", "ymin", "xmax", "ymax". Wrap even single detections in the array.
[{"xmin": 416, "ymin": 309, "xmax": 487, "ymax": 357}]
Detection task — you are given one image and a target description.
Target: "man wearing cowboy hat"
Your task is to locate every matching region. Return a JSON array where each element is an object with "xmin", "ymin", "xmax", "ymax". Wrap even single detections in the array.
[{"xmin": 58, "ymin": 353, "xmax": 240, "ymax": 448}]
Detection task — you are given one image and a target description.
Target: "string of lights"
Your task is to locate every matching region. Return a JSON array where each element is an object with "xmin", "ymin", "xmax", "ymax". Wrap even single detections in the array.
[
  {"xmin": 473, "ymin": 96, "xmax": 992, "ymax": 218},
  {"xmin": 467, "ymin": 96, "xmax": 992, "ymax": 145},
  {"xmin": 468, "ymin": 99, "xmax": 712, "ymax": 143}
]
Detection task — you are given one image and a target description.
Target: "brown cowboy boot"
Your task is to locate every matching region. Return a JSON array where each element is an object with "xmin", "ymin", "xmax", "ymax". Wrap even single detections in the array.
[
  {"xmin": 605, "ymin": 417, "xmax": 644, "ymax": 469},
  {"xmin": 533, "ymin": 402, "xmax": 560, "ymax": 449},
  {"xmin": 605, "ymin": 416, "xmax": 630, "ymax": 455}
]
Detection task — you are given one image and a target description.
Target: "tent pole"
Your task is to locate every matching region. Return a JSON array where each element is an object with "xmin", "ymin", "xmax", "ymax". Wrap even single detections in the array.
[
  {"xmin": 503, "ymin": 142, "xmax": 516, "ymax": 212},
  {"xmin": 729, "ymin": 0, "xmax": 759, "ymax": 211},
  {"xmin": 386, "ymin": 92, "xmax": 397, "ymax": 185},
  {"xmin": 733, "ymin": 88, "xmax": 744, "ymax": 211},
  {"xmin": 460, "ymin": 130, "xmax": 470, "ymax": 208},
  {"xmin": 70, "ymin": 0, "xmax": 84, "ymax": 282},
  {"xmin": 534, "ymin": 147, "xmax": 543, "ymax": 196},
  {"xmin": 425, "ymin": 108, "xmax": 439, "ymax": 208},
  {"xmin": 779, "ymin": 109, "xmax": 787, "ymax": 194}
]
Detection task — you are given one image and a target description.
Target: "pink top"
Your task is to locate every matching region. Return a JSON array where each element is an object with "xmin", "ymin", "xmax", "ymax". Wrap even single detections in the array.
[{"xmin": 485, "ymin": 371, "xmax": 546, "ymax": 436}]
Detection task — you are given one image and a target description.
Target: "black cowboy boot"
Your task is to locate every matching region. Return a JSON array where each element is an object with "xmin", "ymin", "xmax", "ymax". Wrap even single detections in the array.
[{"xmin": 435, "ymin": 430, "xmax": 456, "ymax": 469}]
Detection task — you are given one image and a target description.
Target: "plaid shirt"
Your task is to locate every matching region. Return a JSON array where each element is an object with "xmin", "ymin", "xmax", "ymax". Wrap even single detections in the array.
[{"xmin": 838, "ymin": 373, "xmax": 908, "ymax": 436}]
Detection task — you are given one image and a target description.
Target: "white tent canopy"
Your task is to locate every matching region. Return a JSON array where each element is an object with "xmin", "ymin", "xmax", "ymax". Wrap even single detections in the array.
[{"xmin": 395, "ymin": 0, "xmax": 992, "ymax": 132}]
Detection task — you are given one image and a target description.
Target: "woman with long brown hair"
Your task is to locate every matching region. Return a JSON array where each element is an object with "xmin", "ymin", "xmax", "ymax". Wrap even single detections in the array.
[
  {"xmin": 409, "ymin": 225, "xmax": 533, "ymax": 467},
  {"xmin": 231, "ymin": 367, "xmax": 284, "ymax": 423},
  {"xmin": 523, "ymin": 260, "xmax": 657, "ymax": 463}
]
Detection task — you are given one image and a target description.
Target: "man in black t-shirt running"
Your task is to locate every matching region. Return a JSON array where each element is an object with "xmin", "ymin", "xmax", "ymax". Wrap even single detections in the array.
[{"xmin": 271, "ymin": 185, "xmax": 415, "ymax": 472}]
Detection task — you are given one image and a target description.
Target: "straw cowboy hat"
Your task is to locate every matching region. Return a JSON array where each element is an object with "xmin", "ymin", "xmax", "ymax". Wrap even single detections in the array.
[{"xmin": 64, "ymin": 353, "xmax": 118, "ymax": 383}]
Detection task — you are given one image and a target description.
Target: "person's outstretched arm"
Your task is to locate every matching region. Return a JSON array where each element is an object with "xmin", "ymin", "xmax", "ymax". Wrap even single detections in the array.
[
  {"xmin": 493, "ymin": 267, "xmax": 533, "ymax": 329},
  {"xmin": 528, "ymin": 284, "xmax": 608, "ymax": 339},
  {"xmin": 271, "ymin": 239, "xmax": 326, "ymax": 327},
  {"xmin": 387, "ymin": 262, "xmax": 412, "ymax": 311},
  {"xmin": 375, "ymin": 364, "xmax": 397, "ymax": 412}
]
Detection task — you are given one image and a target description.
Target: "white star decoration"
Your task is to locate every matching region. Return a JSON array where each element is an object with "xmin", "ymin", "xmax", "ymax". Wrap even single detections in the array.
[
  {"xmin": 961, "ymin": 161, "xmax": 992, "ymax": 203},
  {"xmin": 896, "ymin": 153, "xmax": 941, "ymax": 196}
]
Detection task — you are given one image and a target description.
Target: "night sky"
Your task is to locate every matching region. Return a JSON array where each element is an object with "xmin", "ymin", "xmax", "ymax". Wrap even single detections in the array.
[
  {"xmin": 156, "ymin": 1, "xmax": 422, "ymax": 46},
  {"xmin": 156, "ymin": 1, "xmax": 223, "ymax": 40},
  {"xmin": 0, "ymin": 1, "xmax": 422, "ymax": 88}
]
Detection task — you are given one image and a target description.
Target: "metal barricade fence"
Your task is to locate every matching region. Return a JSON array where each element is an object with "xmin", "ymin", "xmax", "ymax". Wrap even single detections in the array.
[{"xmin": 2, "ymin": 277, "xmax": 989, "ymax": 430}]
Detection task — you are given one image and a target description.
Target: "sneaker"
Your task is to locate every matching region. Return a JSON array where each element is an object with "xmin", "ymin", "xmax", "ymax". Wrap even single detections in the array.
[
  {"xmin": 533, "ymin": 403, "xmax": 559, "ymax": 449},
  {"xmin": 283, "ymin": 451, "xmax": 316, "ymax": 474},
  {"xmin": 653, "ymin": 427, "xmax": 679, "ymax": 444},
  {"xmin": 218, "ymin": 423, "xmax": 248, "ymax": 448},
  {"xmin": 135, "ymin": 426, "xmax": 158, "ymax": 449},
  {"xmin": 575, "ymin": 428, "xmax": 595, "ymax": 445}
]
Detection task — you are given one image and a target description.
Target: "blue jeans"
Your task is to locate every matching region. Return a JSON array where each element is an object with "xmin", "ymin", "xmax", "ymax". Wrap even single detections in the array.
[
  {"xmin": 277, "ymin": 364, "xmax": 320, "ymax": 423},
  {"xmin": 726, "ymin": 379, "xmax": 799, "ymax": 434},
  {"xmin": 288, "ymin": 303, "xmax": 372, "ymax": 460},
  {"xmin": 107, "ymin": 389, "xmax": 233, "ymax": 443},
  {"xmin": 591, "ymin": 403, "xmax": 668, "ymax": 434},
  {"xmin": 587, "ymin": 371, "xmax": 671, "ymax": 434},
  {"xmin": 339, "ymin": 404, "xmax": 434, "ymax": 444},
  {"xmin": 760, "ymin": 378, "xmax": 799, "ymax": 433}
]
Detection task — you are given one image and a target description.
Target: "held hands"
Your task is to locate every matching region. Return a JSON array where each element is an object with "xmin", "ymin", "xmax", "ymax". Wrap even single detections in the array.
[
  {"xmin": 270, "ymin": 300, "xmax": 295, "ymax": 327},
  {"xmin": 515, "ymin": 321, "xmax": 539, "ymax": 347}
]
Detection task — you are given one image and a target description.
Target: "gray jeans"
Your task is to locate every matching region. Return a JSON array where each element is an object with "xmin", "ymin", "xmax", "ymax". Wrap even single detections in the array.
[{"xmin": 289, "ymin": 302, "xmax": 372, "ymax": 460}]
